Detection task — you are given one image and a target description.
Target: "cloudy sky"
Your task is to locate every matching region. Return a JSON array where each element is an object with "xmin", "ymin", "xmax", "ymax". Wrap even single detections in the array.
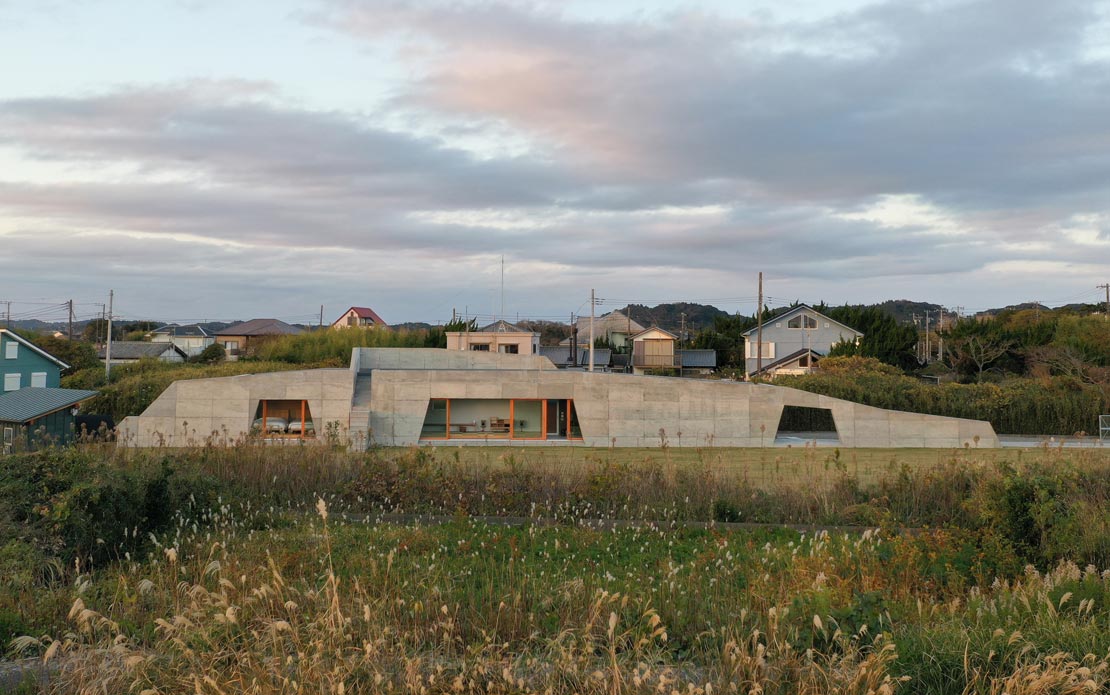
[{"xmin": 2, "ymin": 0, "xmax": 1109, "ymax": 326}]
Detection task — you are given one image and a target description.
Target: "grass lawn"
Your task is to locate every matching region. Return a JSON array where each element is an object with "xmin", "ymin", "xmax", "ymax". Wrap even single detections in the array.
[{"xmin": 387, "ymin": 444, "xmax": 1110, "ymax": 487}]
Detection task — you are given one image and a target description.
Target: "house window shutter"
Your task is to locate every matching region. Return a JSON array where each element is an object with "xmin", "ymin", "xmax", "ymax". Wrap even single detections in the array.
[
  {"xmin": 4, "ymin": 373, "xmax": 19, "ymax": 391},
  {"xmin": 4, "ymin": 342, "xmax": 16, "ymax": 359},
  {"xmin": 31, "ymin": 372, "xmax": 46, "ymax": 387}
]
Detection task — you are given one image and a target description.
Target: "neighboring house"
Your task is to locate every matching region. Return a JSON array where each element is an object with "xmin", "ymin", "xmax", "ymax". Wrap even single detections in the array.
[
  {"xmin": 332, "ymin": 306, "xmax": 388, "ymax": 329},
  {"xmin": 676, "ymin": 349, "xmax": 717, "ymax": 376},
  {"xmin": 742, "ymin": 305, "xmax": 863, "ymax": 379},
  {"xmin": 216, "ymin": 319, "xmax": 304, "ymax": 360},
  {"xmin": 0, "ymin": 329, "xmax": 67, "ymax": 392},
  {"xmin": 538, "ymin": 346, "xmax": 612, "ymax": 370},
  {"xmin": 150, "ymin": 324, "xmax": 215, "ymax": 357},
  {"xmin": 99, "ymin": 342, "xmax": 188, "ymax": 365},
  {"xmin": 0, "ymin": 387, "xmax": 99, "ymax": 452},
  {"xmin": 560, "ymin": 310, "xmax": 645, "ymax": 350},
  {"xmin": 630, "ymin": 327, "xmax": 679, "ymax": 375},
  {"xmin": 446, "ymin": 320, "xmax": 539, "ymax": 355}
]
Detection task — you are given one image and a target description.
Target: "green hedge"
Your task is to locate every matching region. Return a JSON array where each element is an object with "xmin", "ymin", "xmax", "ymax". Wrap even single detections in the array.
[
  {"xmin": 776, "ymin": 357, "xmax": 1106, "ymax": 435},
  {"xmin": 63, "ymin": 360, "xmax": 316, "ymax": 421}
]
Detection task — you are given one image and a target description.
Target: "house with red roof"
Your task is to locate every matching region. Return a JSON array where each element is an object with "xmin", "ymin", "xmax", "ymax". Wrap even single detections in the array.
[{"xmin": 331, "ymin": 306, "xmax": 387, "ymax": 329}]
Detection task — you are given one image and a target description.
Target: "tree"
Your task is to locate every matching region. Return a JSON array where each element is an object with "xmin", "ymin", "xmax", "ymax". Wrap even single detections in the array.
[
  {"xmin": 192, "ymin": 343, "xmax": 226, "ymax": 364},
  {"xmin": 948, "ymin": 334, "xmax": 1013, "ymax": 382},
  {"xmin": 26, "ymin": 333, "xmax": 100, "ymax": 374}
]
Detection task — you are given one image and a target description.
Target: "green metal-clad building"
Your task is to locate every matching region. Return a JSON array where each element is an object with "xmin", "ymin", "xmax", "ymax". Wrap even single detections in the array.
[{"xmin": 0, "ymin": 387, "xmax": 100, "ymax": 452}]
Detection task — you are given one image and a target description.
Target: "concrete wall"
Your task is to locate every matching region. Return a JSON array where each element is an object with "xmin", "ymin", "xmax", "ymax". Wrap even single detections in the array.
[
  {"xmin": 117, "ymin": 369, "xmax": 354, "ymax": 447},
  {"xmin": 117, "ymin": 348, "xmax": 999, "ymax": 449},
  {"xmin": 366, "ymin": 368, "xmax": 999, "ymax": 448},
  {"xmin": 350, "ymin": 348, "xmax": 555, "ymax": 372}
]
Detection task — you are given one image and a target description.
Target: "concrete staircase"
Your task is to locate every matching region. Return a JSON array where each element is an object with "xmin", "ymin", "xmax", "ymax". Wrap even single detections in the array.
[{"xmin": 349, "ymin": 372, "xmax": 373, "ymax": 449}]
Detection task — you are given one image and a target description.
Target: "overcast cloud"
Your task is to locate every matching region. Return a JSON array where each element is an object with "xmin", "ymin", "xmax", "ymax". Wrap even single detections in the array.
[{"xmin": 1, "ymin": 0, "xmax": 1108, "ymax": 324}]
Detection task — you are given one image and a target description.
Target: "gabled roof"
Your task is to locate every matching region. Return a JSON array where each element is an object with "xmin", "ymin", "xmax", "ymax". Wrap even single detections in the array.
[
  {"xmin": 0, "ymin": 329, "xmax": 70, "ymax": 370},
  {"xmin": 573, "ymin": 310, "xmax": 645, "ymax": 336},
  {"xmin": 338, "ymin": 306, "xmax": 387, "ymax": 325},
  {"xmin": 676, "ymin": 349, "xmax": 717, "ymax": 368},
  {"xmin": 99, "ymin": 342, "xmax": 188, "ymax": 360},
  {"xmin": 741, "ymin": 305, "xmax": 864, "ymax": 338},
  {"xmin": 631, "ymin": 326, "xmax": 677, "ymax": 340},
  {"xmin": 473, "ymin": 319, "xmax": 535, "ymax": 334},
  {"xmin": 151, "ymin": 324, "xmax": 211, "ymax": 338},
  {"xmin": 750, "ymin": 348, "xmax": 822, "ymax": 376},
  {"xmin": 0, "ymin": 387, "xmax": 99, "ymax": 423},
  {"xmin": 217, "ymin": 319, "xmax": 304, "ymax": 337}
]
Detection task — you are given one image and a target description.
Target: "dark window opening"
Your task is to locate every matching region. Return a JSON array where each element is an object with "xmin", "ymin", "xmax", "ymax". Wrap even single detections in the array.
[
  {"xmin": 777, "ymin": 405, "xmax": 837, "ymax": 436},
  {"xmin": 253, "ymin": 399, "xmax": 315, "ymax": 438}
]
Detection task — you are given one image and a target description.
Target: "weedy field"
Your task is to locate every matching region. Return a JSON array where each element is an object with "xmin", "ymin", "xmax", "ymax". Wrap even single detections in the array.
[{"xmin": 2, "ymin": 444, "xmax": 1109, "ymax": 694}]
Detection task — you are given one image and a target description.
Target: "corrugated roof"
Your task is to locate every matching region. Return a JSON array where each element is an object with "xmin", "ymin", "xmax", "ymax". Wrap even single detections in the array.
[
  {"xmin": 0, "ymin": 387, "xmax": 99, "ymax": 423},
  {"xmin": 98, "ymin": 342, "xmax": 184, "ymax": 360},
  {"xmin": 217, "ymin": 319, "xmax": 304, "ymax": 337},
  {"xmin": 677, "ymin": 349, "xmax": 717, "ymax": 368}
]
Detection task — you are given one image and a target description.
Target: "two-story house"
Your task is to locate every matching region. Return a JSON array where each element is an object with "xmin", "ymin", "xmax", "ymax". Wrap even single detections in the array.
[
  {"xmin": 150, "ymin": 324, "xmax": 215, "ymax": 357},
  {"xmin": 331, "ymin": 306, "xmax": 388, "ymax": 329},
  {"xmin": 1, "ymin": 328, "xmax": 67, "ymax": 392},
  {"xmin": 446, "ymin": 320, "xmax": 539, "ymax": 354},
  {"xmin": 742, "ymin": 305, "xmax": 863, "ymax": 379}
]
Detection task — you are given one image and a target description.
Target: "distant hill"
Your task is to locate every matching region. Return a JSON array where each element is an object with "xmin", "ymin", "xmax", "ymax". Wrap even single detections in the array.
[
  {"xmin": 391, "ymin": 322, "xmax": 435, "ymax": 331},
  {"xmin": 871, "ymin": 300, "xmax": 946, "ymax": 325},
  {"xmin": 619, "ymin": 303, "xmax": 729, "ymax": 335}
]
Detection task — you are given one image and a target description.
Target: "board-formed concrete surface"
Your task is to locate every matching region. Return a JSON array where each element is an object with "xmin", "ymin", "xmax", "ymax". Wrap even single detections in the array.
[
  {"xmin": 117, "ymin": 369, "xmax": 355, "ymax": 447},
  {"xmin": 118, "ymin": 349, "xmax": 1000, "ymax": 448}
]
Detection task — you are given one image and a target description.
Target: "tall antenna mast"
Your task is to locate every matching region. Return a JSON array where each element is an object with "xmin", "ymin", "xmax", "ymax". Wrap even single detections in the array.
[{"xmin": 500, "ymin": 255, "xmax": 505, "ymax": 320}]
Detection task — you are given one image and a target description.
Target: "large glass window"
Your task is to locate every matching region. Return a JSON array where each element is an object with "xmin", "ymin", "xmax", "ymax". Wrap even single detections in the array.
[
  {"xmin": 787, "ymin": 315, "xmax": 818, "ymax": 329},
  {"xmin": 252, "ymin": 399, "xmax": 315, "ymax": 439},
  {"xmin": 419, "ymin": 398, "xmax": 583, "ymax": 441}
]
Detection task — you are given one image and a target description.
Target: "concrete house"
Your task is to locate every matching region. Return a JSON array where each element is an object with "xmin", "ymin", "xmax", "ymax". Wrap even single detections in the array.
[
  {"xmin": 150, "ymin": 324, "xmax": 215, "ymax": 357},
  {"xmin": 99, "ymin": 341, "xmax": 188, "ymax": 366},
  {"xmin": 217, "ymin": 319, "xmax": 304, "ymax": 360},
  {"xmin": 446, "ymin": 320, "xmax": 539, "ymax": 355},
  {"xmin": 119, "ymin": 348, "xmax": 999, "ymax": 449},
  {"xmin": 742, "ymin": 305, "xmax": 863, "ymax": 379},
  {"xmin": 1, "ymin": 329, "xmax": 67, "ymax": 392},
  {"xmin": 332, "ymin": 306, "xmax": 387, "ymax": 329}
]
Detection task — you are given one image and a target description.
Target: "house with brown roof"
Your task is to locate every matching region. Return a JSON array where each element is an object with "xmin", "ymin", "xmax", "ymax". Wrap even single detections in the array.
[
  {"xmin": 331, "ymin": 306, "xmax": 387, "ymax": 329},
  {"xmin": 217, "ymin": 319, "xmax": 304, "ymax": 361}
]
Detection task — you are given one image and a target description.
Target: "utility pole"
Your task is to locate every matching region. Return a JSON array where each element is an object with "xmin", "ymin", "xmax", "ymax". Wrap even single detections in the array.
[
  {"xmin": 756, "ymin": 272, "xmax": 763, "ymax": 378},
  {"xmin": 319, "ymin": 305, "xmax": 324, "ymax": 329},
  {"xmin": 105, "ymin": 290, "xmax": 114, "ymax": 380},
  {"xmin": 4, "ymin": 301, "xmax": 9, "ymax": 328},
  {"xmin": 924, "ymin": 310, "xmax": 931, "ymax": 363},
  {"xmin": 912, "ymin": 313, "xmax": 922, "ymax": 362},
  {"xmin": 1099, "ymin": 284, "xmax": 1110, "ymax": 319},
  {"xmin": 67, "ymin": 300, "xmax": 74, "ymax": 340},
  {"xmin": 588, "ymin": 289, "xmax": 596, "ymax": 373},
  {"xmin": 937, "ymin": 308, "xmax": 945, "ymax": 363},
  {"xmin": 680, "ymin": 312, "xmax": 686, "ymax": 345},
  {"xmin": 570, "ymin": 313, "xmax": 577, "ymax": 367}
]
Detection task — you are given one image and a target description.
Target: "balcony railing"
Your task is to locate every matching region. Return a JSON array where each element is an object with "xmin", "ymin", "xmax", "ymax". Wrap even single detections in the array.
[{"xmin": 632, "ymin": 354, "xmax": 682, "ymax": 368}]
